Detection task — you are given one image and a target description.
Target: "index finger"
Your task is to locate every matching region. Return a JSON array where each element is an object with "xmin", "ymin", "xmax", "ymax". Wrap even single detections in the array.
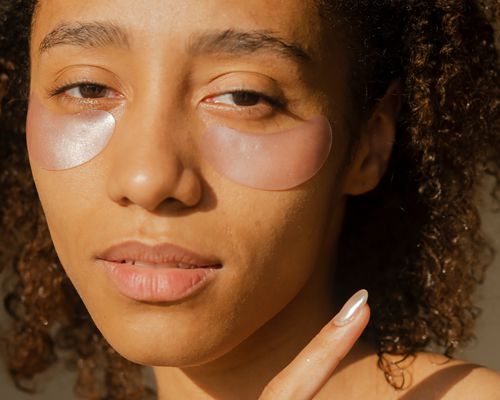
[{"xmin": 260, "ymin": 289, "xmax": 370, "ymax": 400}]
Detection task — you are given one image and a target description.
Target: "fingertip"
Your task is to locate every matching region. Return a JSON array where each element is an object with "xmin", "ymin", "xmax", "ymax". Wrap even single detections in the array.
[
  {"xmin": 358, "ymin": 303, "xmax": 371, "ymax": 328},
  {"xmin": 332, "ymin": 289, "xmax": 369, "ymax": 327}
]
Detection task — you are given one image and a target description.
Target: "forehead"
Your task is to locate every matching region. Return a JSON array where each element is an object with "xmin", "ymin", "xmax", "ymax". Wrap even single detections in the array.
[{"xmin": 32, "ymin": 0, "xmax": 325, "ymax": 57}]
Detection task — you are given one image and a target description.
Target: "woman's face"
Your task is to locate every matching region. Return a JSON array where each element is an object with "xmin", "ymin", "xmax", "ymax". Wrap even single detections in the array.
[{"xmin": 28, "ymin": 0, "xmax": 358, "ymax": 366}]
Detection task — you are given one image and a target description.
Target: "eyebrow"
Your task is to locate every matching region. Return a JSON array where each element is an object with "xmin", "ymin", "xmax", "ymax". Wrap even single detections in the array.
[
  {"xmin": 187, "ymin": 28, "xmax": 312, "ymax": 63},
  {"xmin": 39, "ymin": 21, "xmax": 130, "ymax": 54},
  {"xmin": 38, "ymin": 21, "xmax": 312, "ymax": 64}
]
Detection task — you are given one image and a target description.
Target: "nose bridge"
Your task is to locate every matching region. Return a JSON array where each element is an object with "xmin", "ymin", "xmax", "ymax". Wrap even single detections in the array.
[
  {"xmin": 105, "ymin": 90, "xmax": 201, "ymax": 211},
  {"xmin": 122, "ymin": 93, "xmax": 184, "ymax": 152}
]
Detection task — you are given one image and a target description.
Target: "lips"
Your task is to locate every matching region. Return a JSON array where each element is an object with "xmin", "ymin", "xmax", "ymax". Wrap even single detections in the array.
[
  {"xmin": 95, "ymin": 240, "xmax": 222, "ymax": 302},
  {"xmin": 116, "ymin": 260, "xmax": 208, "ymax": 269},
  {"xmin": 96, "ymin": 240, "xmax": 223, "ymax": 269}
]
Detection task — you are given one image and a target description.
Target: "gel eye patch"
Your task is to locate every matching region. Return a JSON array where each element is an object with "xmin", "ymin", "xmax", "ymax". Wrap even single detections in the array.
[
  {"xmin": 26, "ymin": 92, "xmax": 332, "ymax": 191},
  {"xmin": 201, "ymin": 116, "xmax": 333, "ymax": 191},
  {"xmin": 26, "ymin": 93, "xmax": 116, "ymax": 170}
]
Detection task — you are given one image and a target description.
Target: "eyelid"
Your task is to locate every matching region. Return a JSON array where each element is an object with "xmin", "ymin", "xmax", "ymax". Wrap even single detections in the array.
[
  {"xmin": 48, "ymin": 81, "xmax": 286, "ymax": 116},
  {"xmin": 49, "ymin": 79, "xmax": 121, "ymax": 100},
  {"xmin": 47, "ymin": 80, "xmax": 124, "ymax": 110},
  {"xmin": 204, "ymin": 90, "xmax": 285, "ymax": 109}
]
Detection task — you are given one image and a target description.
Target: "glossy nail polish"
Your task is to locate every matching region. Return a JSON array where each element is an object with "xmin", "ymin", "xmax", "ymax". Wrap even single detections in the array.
[{"xmin": 332, "ymin": 289, "xmax": 368, "ymax": 327}]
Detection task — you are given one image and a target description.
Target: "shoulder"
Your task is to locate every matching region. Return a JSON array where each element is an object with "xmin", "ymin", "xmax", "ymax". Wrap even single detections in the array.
[
  {"xmin": 315, "ymin": 349, "xmax": 500, "ymax": 400},
  {"xmin": 397, "ymin": 351, "xmax": 500, "ymax": 400},
  {"xmin": 446, "ymin": 365, "xmax": 500, "ymax": 400}
]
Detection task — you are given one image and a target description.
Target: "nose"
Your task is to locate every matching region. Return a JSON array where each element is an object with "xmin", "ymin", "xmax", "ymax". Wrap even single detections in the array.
[{"xmin": 106, "ymin": 105, "xmax": 202, "ymax": 212}]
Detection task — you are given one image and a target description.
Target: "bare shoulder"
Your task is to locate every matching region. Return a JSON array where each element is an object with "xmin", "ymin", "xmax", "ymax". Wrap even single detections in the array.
[
  {"xmin": 315, "ymin": 349, "xmax": 500, "ymax": 400},
  {"xmin": 444, "ymin": 365, "xmax": 500, "ymax": 400},
  {"xmin": 396, "ymin": 351, "xmax": 500, "ymax": 400}
]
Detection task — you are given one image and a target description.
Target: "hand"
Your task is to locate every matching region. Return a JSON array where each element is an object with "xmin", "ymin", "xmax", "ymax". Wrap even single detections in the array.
[{"xmin": 259, "ymin": 289, "xmax": 370, "ymax": 400}]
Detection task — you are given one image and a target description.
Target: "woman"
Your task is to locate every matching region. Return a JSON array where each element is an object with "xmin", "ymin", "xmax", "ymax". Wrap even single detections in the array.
[{"xmin": 0, "ymin": 0, "xmax": 499, "ymax": 398}]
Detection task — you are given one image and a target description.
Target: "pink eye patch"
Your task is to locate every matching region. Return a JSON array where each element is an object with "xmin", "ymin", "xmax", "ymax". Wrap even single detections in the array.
[
  {"xmin": 26, "ymin": 93, "xmax": 116, "ymax": 170},
  {"xmin": 200, "ymin": 116, "xmax": 333, "ymax": 191},
  {"xmin": 25, "ymin": 92, "xmax": 332, "ymax": 191}
]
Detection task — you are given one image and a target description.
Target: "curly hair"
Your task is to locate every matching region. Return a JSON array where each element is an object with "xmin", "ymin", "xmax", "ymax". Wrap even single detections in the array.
[{"xmin": 0, "ymin": 0, "xmax": 498, "ymax": 398}]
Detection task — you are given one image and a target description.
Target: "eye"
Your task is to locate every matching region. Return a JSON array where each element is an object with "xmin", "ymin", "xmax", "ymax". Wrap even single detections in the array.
[
  {"xmin": 66, "ymin": 83, "xmax": 120, "ymax": 99},
  {"xmin": 49, "ymin": 82, "xmax": 121, "ymax": 100},
  {"xmin": 207, "ymin": 90, "xmax": 284, "ymax": 108}
]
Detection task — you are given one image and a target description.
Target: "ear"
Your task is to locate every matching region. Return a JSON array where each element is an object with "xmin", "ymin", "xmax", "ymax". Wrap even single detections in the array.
[{"xmin": 342, "ymin": 79, "xmax": 402, "ymax": 196}]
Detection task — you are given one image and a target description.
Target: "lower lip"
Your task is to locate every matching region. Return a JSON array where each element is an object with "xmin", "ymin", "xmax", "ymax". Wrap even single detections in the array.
[{"xmin": 98, "ymin": 260, "xmax": 219, "ymax": 302}]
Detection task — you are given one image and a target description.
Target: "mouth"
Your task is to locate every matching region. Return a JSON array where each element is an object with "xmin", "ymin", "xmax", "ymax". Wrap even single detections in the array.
[
  {"xmin": 95, "ymin": 240, "xmax": 223, "ymax": 302},
  {"xmin": 111, "ymin": 259, "xmax": 223, "ymax": 269},
  {"xmin": 96, "ymin": 240, "xmax": 223, "ymax": 268}
]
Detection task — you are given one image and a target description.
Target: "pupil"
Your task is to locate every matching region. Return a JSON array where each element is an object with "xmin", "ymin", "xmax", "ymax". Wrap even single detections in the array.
[
  {"xmin": 79, "ymin": 84, "xmax": 106, "ymax": 98},
  {"xmin": 232, "ymin": 92, "xmax": 261, "ymax": 106}
]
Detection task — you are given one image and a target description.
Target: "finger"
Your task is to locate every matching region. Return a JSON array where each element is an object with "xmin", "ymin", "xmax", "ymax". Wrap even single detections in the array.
[{"xmin": 260, "ymin": 289, "xmax": 370, "ymax": 400}]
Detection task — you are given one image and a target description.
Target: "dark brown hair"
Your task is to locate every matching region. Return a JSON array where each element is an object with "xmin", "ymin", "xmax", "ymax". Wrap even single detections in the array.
[{"xmin": 0, "ymin": 0, "xmax": 498, "ymax": 398}]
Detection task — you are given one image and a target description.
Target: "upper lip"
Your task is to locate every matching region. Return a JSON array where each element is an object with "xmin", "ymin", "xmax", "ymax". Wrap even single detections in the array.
[{"xmin": 96, "ymin": 240, "xmax": 222, "ymax": 267}]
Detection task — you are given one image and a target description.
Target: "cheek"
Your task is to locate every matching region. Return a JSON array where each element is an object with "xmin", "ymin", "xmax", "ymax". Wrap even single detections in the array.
[
  {"xmin": 217, "ymin": 185, "xmax": 332, "ymax": 306},
  {"xmin": 26, "ymin": 93, "xmax": 116, "ymax": 170},
  {"xmin": 29, "ymin": 163, "xmax": 101, "ymax": 278},
  {"xmin": 200, "ymin": 116, "xmax": 332, "ymax": 191}
]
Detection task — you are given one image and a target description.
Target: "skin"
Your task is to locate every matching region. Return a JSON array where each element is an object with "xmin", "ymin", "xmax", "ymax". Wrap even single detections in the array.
[{"xmin": 28, "ymin": 0, "xmax": 500, "ymax": 399}]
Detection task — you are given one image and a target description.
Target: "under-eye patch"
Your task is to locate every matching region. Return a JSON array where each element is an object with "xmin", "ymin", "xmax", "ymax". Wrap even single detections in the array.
[
  {"xmin": 26, "ymin": 93, "xmax": 116, "ymax": 170},
  {"xmin": 200, "ymin": 116, "xmax": 333, "ymax": 191},
  {"xmin": 26, "ymin": 93, "xmax": 333, "ymax": 191}
]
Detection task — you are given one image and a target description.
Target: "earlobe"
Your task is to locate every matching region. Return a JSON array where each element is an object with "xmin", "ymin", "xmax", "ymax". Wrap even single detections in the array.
[{"xmin": 342, "ymin": 79, "xmax": 402, "ymax": 196}]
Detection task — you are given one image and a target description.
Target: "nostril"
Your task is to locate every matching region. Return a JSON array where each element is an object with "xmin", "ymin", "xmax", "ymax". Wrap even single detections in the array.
[
  {"xmin": 117, "ymin": 196, "xmax": 132, "ymax": 207},
  {"xmin": 116, "ymin": 194, "xmax": 192, "ymax": 212}
]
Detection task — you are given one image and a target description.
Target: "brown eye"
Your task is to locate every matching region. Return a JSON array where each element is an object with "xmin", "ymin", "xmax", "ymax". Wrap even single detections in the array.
[
  {"xmin": 76, "ymin": 84, "xmax": 108, "ymax": 99},
  {"xmin": 231, "ymin": 91, "xmax": 262, "ymax": 106},
  {"xmin": 207, "ymin": 91, "xmax": 282, "ymax": 108},
  {"xmin": 49, "ymin": 81, "xmax": 120, "ymax": 100}
]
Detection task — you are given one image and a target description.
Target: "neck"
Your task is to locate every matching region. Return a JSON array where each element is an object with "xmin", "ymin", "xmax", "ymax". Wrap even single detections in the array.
[{"xmin": 153, "ymin": 254, "xmax": 369, "ymax": 399}]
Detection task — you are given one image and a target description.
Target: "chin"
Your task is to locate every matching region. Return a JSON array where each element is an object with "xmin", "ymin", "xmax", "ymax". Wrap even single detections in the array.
[
  {"xmin": 87, "ymin": 306, "xmax": 252, "ymax": 368},
  {"xmin": 103, "ymin": 328, "xmax": 244, "ymax": 368}
]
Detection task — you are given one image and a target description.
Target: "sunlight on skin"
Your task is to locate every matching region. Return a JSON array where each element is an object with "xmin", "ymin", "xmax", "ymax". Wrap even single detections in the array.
[{"xmin": 26, "ymin": 0, "xmax": 500, "ymax": 399}]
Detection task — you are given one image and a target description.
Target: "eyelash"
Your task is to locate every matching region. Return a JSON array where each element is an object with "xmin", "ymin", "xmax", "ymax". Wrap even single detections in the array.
[
  {"xmin": 48, "ymin": 80, "xmax": 115, "ymax": 100},
  {"xmin": 233, "ymin": 90, "xmax": 285, "ymax": 109},
  {"xmin": 47, "ymin": 81, "xmax": 286, "ymax": 110}
]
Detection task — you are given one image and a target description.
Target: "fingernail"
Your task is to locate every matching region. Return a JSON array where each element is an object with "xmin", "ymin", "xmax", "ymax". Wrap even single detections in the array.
[{"xmin": 332, "ymin": 289, "xmax": 368, "ymax": 327}]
